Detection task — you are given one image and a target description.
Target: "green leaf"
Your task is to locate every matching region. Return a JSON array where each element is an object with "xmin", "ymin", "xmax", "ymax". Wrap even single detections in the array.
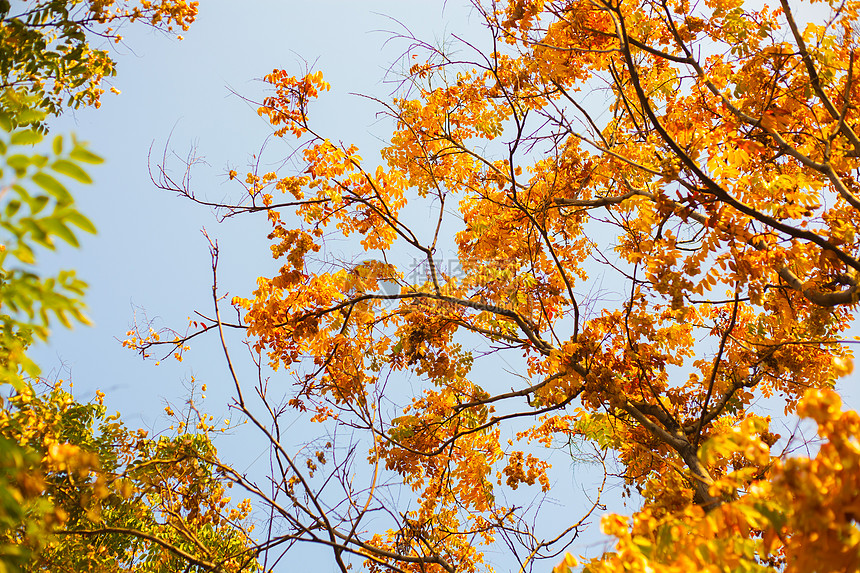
[
  {"xmin": 68, "ymin": 146, "xmax": 103, "ymax": 165},
  {"xmin": 52, "ymin": 135, "xmax": 62, "ymax": 155},
  {"xmin": 20, "ymin": 218, "xmax": 51, "ymax": 249},
  {"xmin": 0, "ymin": 220, "xmax": 18, "ymax": 237},
  {"xmin": 62, "ymin": 211, "xmax": 96, "ymax": 234},
  {"xmin": 5, "ymin": 201, "xmax": 20, "ymax": 218},
  {"xmin": 14, "ymin": 109, "xmax": 46, "ymax": 126},
  {"xmin": 54, "ymin": 307, "xmax": 71, "ymax": 329},
  {"xmin": 51, "ymin": 160, "xmax": 92, "ymax": 184},
  {"xmin": 42, "ymin": 218, "xmax": 78, "ymax": 248},
  {"xmin": 31, "ymin": 172, "xmax": 72, "ymax": 204},
  {"xmin": 11, "ymin": 184, "xmax": 30, "ymax": 202},
  {"xmin": 14, "ymin": 244, "xmax": 34, "ymax": 265},
  {"xmin": 30, "ymin": 155, "xmax": 47, "ymax": 169},
  {"xmin": 0, "ymin": 112, "xmax": 11, "ymax": 132},
  {"xmin": 753, "ymin": 502, "xmax": 788, "ymax": 529},
  {"xmin": 6, "ymin": 155, "xmax": 29, "ymax": 173},
  {"xmin": 9, "ymin": 130, "xmax": 43, "ymax": 146},
  {"xmin": 29, "ymin": 195, "xmax": 50, "ymax": 215}
]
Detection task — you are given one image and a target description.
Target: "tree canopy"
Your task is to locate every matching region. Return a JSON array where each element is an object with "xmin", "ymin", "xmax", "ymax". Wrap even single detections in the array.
[
  {"xmin": 0, "ymin": 0, "xmax": 197, "ymax": 131},
  {"xmin": 138, "ymin": 0, "xmax": 860, "ymax": 570},
  {"xmin": 5, "ymin": 0, "xmax": 860, "ymax": 571}
]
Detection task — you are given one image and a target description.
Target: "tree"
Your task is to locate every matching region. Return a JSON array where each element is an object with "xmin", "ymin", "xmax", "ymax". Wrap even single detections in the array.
[
  {"xmin": 137, "ymin": 0, "xmax": 860, "ymax": 571},
  {"xmin": 0, "ymin": 0, "xmax": 198, "ymax": 131},
  {"xmin": 0, "ymin": 2, "xmax": 261, "ymax": 572},
  {"xmin": 1, "ymin": 374, "xmax": 260, "ymax": 573}
]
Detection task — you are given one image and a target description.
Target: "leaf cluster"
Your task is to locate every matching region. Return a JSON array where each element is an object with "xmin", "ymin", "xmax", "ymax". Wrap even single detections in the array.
[
  {"xmin": 131, "ymin": 0, "xmax": 860, "ymax": 571},
  {"xmin": 0, "ymin": 118, "xmax": 98, "ymax": 382},
  {"xmin": 0, "ymin": 0, "xmax": 198, "ymax": 132},
  {"xmin": 0, "ymin": 382, "xmax": 260, "ymax": 573}
]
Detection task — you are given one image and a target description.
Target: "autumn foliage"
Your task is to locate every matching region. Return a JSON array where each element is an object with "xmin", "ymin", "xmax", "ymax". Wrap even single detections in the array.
[
  {"xmin": 133, "ymin": 0, "xmax": 860, "ymax": 570},
  {"xmin": 0, "ymin": 0, "xmax": 197, "ymax": 130}
]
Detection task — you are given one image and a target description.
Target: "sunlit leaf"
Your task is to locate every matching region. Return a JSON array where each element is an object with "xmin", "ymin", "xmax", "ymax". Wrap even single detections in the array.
[{"xmin": 51, "ymin": 159, "xmax": 92, "ymax": 184}]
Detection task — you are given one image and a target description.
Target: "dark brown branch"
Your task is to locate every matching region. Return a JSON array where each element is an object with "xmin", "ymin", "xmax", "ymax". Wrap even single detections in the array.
[{"xmin": 616, "ymin": 9, "xmax": 860, "ymax": 275}]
